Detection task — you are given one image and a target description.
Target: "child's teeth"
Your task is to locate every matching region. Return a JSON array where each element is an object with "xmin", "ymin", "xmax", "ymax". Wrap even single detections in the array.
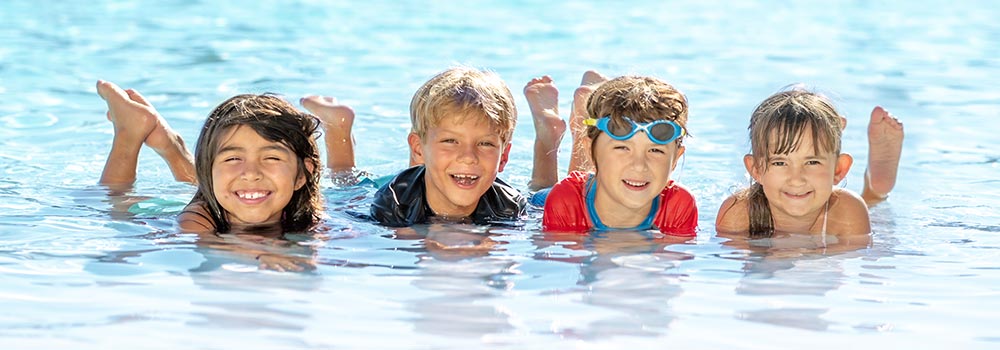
[{"xmin": 239, "ymin": 191, "xmax": 266, "ymax": 199}]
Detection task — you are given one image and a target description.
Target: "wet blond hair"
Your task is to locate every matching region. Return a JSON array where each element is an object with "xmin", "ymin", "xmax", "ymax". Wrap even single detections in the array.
[
  {"xmin": 741, "ymin": 88, "xmax": 844, "ymax": 237},
  {"xmin": 409, "ymin": 66, "xmax": 517, "ymax": 143}
]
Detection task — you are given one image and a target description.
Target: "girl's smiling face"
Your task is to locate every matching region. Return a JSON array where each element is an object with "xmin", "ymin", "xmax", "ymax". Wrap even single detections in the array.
[
  {"xmin": 211, "ymin": 125, "xmax": 306, "ymax": 226},
  {"xmin": 748, "ymin": 131, "xmax": 850, "ymax": 228}
]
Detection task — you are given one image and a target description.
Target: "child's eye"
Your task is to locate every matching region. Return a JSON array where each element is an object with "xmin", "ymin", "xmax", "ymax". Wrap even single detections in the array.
[
  {"xmin": 770, "ymin": 161, "xmax": 786, "ymax": 166},
  {"xmin": 478, "ymin": 141, "xmax": 497, "ymax": 148},
  {"xmin": 440, "ymin": 138, "xmax": 458, "ymax": 144},
  {"xmin": 649, "ymin": 148, "xmax": 666, "ymax": 154},
  {"xmin": 806, "ymin": 160, "xmax": 822, "ymax": 165},
  {"xmin": 223, "ymin": 156, "xmax": 241, "ymax": 162}
]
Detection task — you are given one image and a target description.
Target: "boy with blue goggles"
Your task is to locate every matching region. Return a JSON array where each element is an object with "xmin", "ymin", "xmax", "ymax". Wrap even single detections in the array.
[{"xmin": 584, "ymin": 116, "xmax": 685, "ymax": 144}]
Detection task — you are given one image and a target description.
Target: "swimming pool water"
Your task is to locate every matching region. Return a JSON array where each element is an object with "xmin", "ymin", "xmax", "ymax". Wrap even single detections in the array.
[{"xmin": 2, "ymin": 1, "xmax": 999, "ymax": 349}]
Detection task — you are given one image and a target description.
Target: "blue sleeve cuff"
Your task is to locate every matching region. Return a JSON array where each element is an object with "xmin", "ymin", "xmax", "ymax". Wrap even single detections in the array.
[{"xmin": 529, "ymin": 188, "xmax": 551, "ymax": 207}]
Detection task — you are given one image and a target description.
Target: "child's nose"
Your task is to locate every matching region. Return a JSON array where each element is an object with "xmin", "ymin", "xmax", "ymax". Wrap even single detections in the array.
[
  {"xmin": 630, "ymin": 152, "xmax": 651, "ymax": 171},
  {"xmin": 787, "ymin": 165, "xmax": 807, "ymax": 185},
  {"xmin": 456, "ymin": 144, "xmax": 479, "ymax": 164},
  {"xmin": 240, "ymin": 160, "xmax": 263, "ymax": 181}
]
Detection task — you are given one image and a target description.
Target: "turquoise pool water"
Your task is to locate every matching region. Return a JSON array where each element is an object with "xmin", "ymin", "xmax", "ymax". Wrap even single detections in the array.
[{"xmin": 2, "ymin": 1, "xmax": 999, "ymax": 348}]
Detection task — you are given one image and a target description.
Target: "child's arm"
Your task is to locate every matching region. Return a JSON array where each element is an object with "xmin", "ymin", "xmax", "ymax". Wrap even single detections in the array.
[
  {"xmin": 715, "ymin": 195, "xmax": 750, "ymax": 234},
  {"xmin": 655, "ymin": 183, "xmax": 699, "ymax": 237},
  {"xmin": 540, "ymin": 173, "xmax": 591, "ymax": 233}
]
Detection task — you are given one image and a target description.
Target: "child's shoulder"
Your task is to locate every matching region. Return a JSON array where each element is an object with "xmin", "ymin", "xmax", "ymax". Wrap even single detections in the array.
[
  {"xmin": 178, "ymin": 201, "xmax": 215, "ymax": 233},
  {"xmin": 830, "ymin": 188, "xmax": 868, "ymax": 214},
  {"xmin": 715, "ymin": 193, "xmax": 749, "ymax": 233},
  {"xmin": 663, "ymin": 180, "xmax": 694, "ymax": 197},
  {"xmin": 489, "ymin": 176, "xmax": 526, "ymax": 205},
  {"xmin": 827, "ymin": 188, "xmax": 871, "ymax": 235},
  {"xmin": 546, "ymin": 171, "xmax": 591, "ymax": 196},
  {"xmin": 555, "ymin": 170, "xmax": 591, "ymax": 185}
]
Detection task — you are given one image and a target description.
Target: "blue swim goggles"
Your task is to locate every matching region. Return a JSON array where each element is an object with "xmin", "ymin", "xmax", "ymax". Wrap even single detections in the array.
[{"xmin": 584, "ymin": 116, "xmax": 685, "ymax": 145}]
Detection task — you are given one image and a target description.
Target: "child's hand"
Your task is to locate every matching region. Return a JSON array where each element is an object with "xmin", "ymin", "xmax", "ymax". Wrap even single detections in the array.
[
  {"xmin": 256, "ymin": 253, "xmax": 316, "ymax": 272},
  {"xmin": 424, "ymin": 231, "xmax": 498, "ymax": 261},
  {"xmin": 425, "ymin": 230, "xmax": 496, "ymax": 251}
]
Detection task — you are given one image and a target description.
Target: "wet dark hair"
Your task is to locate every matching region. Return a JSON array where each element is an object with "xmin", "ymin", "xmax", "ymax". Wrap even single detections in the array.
[
  {"xmin": 583, "ymin": 75, "xmax": 689, "ymax": 170},
  {"xmin": 189, "ymin": 94, "xmax": 322, "ymax": 233},
  {"xmin": 740, "ymin": 88, "xmax": 843, "ymax": 237}
]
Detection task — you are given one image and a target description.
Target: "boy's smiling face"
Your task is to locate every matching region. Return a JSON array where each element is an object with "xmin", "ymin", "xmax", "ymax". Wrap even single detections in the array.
[
  {"xmin": 590, "ymin": 130, "xmax": 683, "ymax": 225},
  {"xmin": 409, "ymin": 113, "xmax": 510, "ymax": 218}
]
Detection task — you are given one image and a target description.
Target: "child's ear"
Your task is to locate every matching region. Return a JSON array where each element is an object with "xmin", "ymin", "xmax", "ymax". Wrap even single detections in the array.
[
  {"xmin": 671, "ymin": 145, "xmax": 686, "ymax": 171},
  {"xmin": 497, "ymin": 143, "xmax": 512, "ymax": 173},
  {"xmin": 407, "ymin": 133, "xmax": 424, "ymax": 165},
  {"xmin": 295, "ymin": 160, "xmax": 316, "ymax": 190},
  {"xmin": 743, "ymin": 154, "xmax": 761, "ymax": 181},
  {"xmin": 834, "ymin": 153, "xmax": 854, "ymax": 184}
]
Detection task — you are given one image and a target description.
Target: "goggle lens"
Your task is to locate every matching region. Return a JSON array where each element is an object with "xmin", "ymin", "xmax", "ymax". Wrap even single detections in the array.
[{"xmin": 588, "ymin": 116, "xmax": 684, "ymax": 145}]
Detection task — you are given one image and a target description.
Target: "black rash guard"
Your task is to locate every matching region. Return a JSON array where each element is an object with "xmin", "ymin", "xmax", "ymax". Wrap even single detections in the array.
[{"xmin": 368, "ymin": 165, "xmax": 526, "ymax": 227}]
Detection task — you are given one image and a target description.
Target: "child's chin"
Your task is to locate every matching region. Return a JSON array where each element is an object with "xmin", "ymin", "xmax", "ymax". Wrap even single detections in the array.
[
  {"xmin": 232, "ymin": 217, "xmax": 282, "ymax": 227},
  {"xmin": 621, "ymin": 196, "xmax": 657, "ymax": 208},
  {"xmin": 445, "ymin": 197, "xmax": 480, "ymax": 210}
]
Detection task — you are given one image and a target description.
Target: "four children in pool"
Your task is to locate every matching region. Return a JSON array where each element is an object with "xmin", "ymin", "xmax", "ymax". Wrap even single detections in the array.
[{"xmin": 96, "ymin": 66, "xmax": 904, "ymax": 243}]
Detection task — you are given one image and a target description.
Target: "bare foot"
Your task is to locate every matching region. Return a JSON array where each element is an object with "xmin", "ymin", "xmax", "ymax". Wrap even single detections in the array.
[
  {"xmin": 579, "ymin": 70, "xmax": 608, "ymax": 87},
  {"xmin": 862, "ymin": 106, "xmax": 903, "ymax": 203},
  {"xmin": 98, "ymin": 80, "xmax": 157, "ymax": 147},
  {"xmin": 524, "ymin": 75, "xmax": 564, "ymax": 190},
  {"xmin": 120, "ymin": 88, "xmax": 194, "ymax": 183},
  {"xmin": 97, "ymin": 80, "xmax": 161, "ymax": 185},
  {"xmin": 525, "ymin": 76, "xmax": 565, "ymax": 150},
  {"xmin": 568, "ymin": 70, "xmax": 608, "ymax": 173},
  {"xmin": 120, "ymin": 89, "xmax": 183, "ymax": 156},
  {"xmin": 300, "ymin": 95, "xmax": 356, "ymax": 174}
]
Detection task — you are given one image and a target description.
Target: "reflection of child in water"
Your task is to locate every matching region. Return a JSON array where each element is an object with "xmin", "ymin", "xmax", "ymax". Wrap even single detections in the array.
[
  {"xmin": 534, "ymin": 230, "xmax": 692, "ymax": 283},
  {"xmin": 530, "ymin": 230, "xmax": 692, "ymax": 337},
  {"xmin": 393, "ymin": 224, "xmax": 502, "ymax": 261}
]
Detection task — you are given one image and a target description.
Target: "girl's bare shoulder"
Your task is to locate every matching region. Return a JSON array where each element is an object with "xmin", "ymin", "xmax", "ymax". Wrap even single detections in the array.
[
  {"xmin": 827, "ymin": 188, "xmax": 871, "ymax": 235},
  {"xmin": 177, "ymin": 201, "xmax": 216, "ymax": 233},
  {"xmin": 716, "ymin": 194, "xmax": 749, "ymax": 233}
]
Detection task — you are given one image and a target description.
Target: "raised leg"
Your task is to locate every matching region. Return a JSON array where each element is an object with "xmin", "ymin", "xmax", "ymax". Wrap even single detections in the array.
[
  {"xmin": 97, "ymin": 80, "xmax": 159, "ymax": 185},
  {"xmin": 524, "ymin": 75, "xmax": 565, "ymax": 190},
  {"xmin": 129, "ymin": 89, "xmax": 195, "ymax": 183},
  {"xmin": 567, "ymin": 70, "xmax": 608, "ymax": 173},
  {"xmin": 861, "ymin": 106, "xmax": 904, "ymax": 204},
  {"xmin": 300, "ymin": 95, "xmax": 356, "ymax": 175}
]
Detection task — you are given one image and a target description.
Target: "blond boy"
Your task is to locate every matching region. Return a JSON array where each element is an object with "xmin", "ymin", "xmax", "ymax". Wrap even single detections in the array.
[{"xmin": 302, "ymin": 66, "xmax": 525, "ymax": 226}]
